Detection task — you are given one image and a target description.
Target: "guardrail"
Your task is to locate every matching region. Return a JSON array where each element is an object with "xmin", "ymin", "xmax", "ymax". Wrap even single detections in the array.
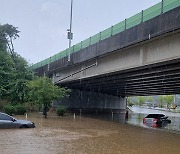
[{"xmin": 30, "ymin": 0, "xmax": 180, "ymax": 70}]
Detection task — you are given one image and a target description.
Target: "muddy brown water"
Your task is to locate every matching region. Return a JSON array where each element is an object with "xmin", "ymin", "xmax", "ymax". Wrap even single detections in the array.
[{"xmin": 0, "ymin": 113, "xmax": 180, "ymax": 154}]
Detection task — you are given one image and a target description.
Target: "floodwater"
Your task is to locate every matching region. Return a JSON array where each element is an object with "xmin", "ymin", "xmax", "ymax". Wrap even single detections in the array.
[
  {"xmin": 127, "ymin": 106, "xmax": 180, "ymax": 132},
  {"xmin": 0, "ymin": 113, "xmax": 180, "ymax": 154}
]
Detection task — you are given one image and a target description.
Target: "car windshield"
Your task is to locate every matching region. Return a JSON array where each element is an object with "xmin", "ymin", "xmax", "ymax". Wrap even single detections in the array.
[
  {"xmin": 146, "ymin": 114, "xmax": 165, "ymax": 118},
  {"xmin": 0, "ymin": 113, "xmax": 13, "ymax": 121}
]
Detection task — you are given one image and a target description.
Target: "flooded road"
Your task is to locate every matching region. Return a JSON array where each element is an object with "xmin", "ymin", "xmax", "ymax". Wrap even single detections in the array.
[
  {"xmin": 127, "ymin": 106, "xmax": 180, "ymax": 132},
  {"xmin": 0, "ymin": 113, "xmax": 180, "ymax": 154}
]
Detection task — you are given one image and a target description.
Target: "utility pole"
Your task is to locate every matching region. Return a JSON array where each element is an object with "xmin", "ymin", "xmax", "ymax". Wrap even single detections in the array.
[{"xmin": 67, "ymin": 0, "xmax": 73, "ymax": 62}]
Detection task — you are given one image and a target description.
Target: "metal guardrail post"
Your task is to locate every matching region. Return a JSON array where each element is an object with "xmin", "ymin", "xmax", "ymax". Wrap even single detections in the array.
[
  {"xmin": 141, "ymin": 10, "xmax": 144, "ymax": 22},
  {"xmin": 161, "ymin": 0, "xmax": 164, "ymax": 14},
  {"xmin": 48, "ymin": 63, "xmax": 49, "ymax": 71},
  {"xmin": 111, "ymin": 26, "xmax": 113, "ymax": 36},
  {"xmin": 73, "ymin": 45, "xmax": 74, "ymax": 54},
  {"xmin": 89, "ymin": 37, "xmax": 91, "ymax": 45},
  {"xmin": 81, "ymin": 41, "xmax": 82, "ymax": 49},
  {"xmin": 125, "ymin": 19, "xmax": 127, "ymax": 30}
]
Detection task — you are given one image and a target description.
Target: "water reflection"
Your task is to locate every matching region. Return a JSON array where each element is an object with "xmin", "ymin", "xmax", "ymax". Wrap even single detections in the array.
[
  {"xmin": 126, "ymin": 113, "xmax": 145, "ymax": 127},
  {"xmin": 82, "ymin": 111, "xmax": 180, "ymax": 132},
  {"xmin": 0, "ymin": 113, "xmax": 180, "ymax": 154},
  {"xmin": 127, "ymin": 106, "xmax": 180, "ymax": 132},
  {"xmin": 82, "ymin": 112, "xmax": 126, "ymax": 123}
]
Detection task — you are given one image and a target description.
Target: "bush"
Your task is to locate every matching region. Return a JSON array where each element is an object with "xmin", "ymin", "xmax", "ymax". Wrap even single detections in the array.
[
  {"xmin": 14, "ymin": 104, "xmax": 26, "ymax": 115},
  {"xmin": 24, "ymin": 102, "xmax": 39, "ymax": 112},
  {"xmin": 0, "ymin": 100, "xmax": 8, "ymax": 110},
  {"xmin": 3, "ymin": 104, "xmax": 26, "ymax": 115},
  {"xmin": 127, "ymin": 101, "xmax": 134, "ymax": 107},
  {"xmin": 3, "ymin": 104, "xmax": 15, "ymax": 115},
  {"xmin": 56, "ymin": 105, "xmax": 67, "ymax": 116}
]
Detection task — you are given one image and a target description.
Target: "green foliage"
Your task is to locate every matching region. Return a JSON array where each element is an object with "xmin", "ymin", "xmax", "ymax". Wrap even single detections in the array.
[
  {"xmin": 8, "ymin": 78, "xmax": 30, "ymax": 104},
  {"xmin": 0, "ymin": 23, "xmax": 32, "ymax": 103},
  {"xmin": 128, "ymin": 101, "xmax": 134, "ymax": 107},
  {"xmin": 163, "ymin": 95, "xmax": 174, "ymax": 108},
  {"xmin": 158, "ymin": 95, "xmax": 165, "ymax": 108},
  {"xmin": 56, "ymin": 105, "xmax": 67, "ymax": 116},
  {"xmin": 0, "ymin": 24, "xmax": 19, "ymax": 40},
  {"xmin": 137, "ymin": 96, "xmax": 145, "ymax": 106},
  {"xmin": 147, "ymin": 96, "xmax": 153, "ymax": 102},
  {"xmin": 0, "ymin": 47, "xmax": 13, "ymax": 99},
  {"xmin": 0, "ymin": 100, "xmax": 7, "ymax": 110},
  {"xmin": 3, "ymin": 104, "xmax": 15, "ymax": 115},
  {"xmin": 28, "ymin": 77, "xmax": 70, "ymax": 118},
  {"xmin": 0, "ymin": 23, "xmax": 70, "ymax": 117},
  {"xmin": 14, "ymin": 104, "xmax": 26, "ymax": 115},
  {"xmin": 0, "ymin": 24, "xmax": 19, "ymax": 56},
  {"xmin": 158, "ymin": 95, "xmax": 174, "ymax": 108},
  {"xmin": 3, "ymin": 104, "xmax": 26, "ymax": 115},
  {"xmin": 127, "ymin": 97, "xmax": 134, "ymax": 107},
  {"xmin": 8, "ymin": 52, "xmax": 32, "ymax": 104},
  {"xmin": 24, "ymin": 102, "xmax": 39, "ymax": 112}
]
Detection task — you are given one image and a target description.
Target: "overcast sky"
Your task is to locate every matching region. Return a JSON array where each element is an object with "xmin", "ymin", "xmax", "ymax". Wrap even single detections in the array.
[{"xmin": 0, "ymin": 0, "xmax": 161, "ymax": 64}]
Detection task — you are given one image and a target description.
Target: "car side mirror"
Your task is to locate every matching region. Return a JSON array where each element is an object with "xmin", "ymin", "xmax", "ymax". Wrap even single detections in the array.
[{"xmin": 12, "ymin": 118, "xmax": 16, "ymax": 122}]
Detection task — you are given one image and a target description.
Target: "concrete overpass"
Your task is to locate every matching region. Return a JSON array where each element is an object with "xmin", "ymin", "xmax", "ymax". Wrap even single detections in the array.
[{"xmin": 32, "ymin": 1, "xmax": 180, "ymax": 112}]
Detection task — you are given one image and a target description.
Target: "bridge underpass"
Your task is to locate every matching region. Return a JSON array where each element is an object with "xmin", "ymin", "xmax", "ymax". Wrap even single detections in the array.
[
  {"xmin": 32, "ymin": 2, "xmax": 180, "ymax": 113},
  {"xmin": 58, "ymin": 58, "xmax": 180, "ymax": 97},
  {"xmin": 53, "ymin": 29, "xmax": 180, "ymax": 112}
]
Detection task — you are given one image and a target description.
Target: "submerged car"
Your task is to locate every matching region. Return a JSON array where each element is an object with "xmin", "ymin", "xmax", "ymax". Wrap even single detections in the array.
[
  {"xmin": 143, "ymin": 114, "xmax": 171, "ymax": 127},
  {"xmin": 0, "ymin": 112, "xmax": 35, "ymax": 129}
]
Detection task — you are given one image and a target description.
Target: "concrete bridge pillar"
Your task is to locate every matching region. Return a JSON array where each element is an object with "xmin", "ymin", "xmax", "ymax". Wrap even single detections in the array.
[{"xmin": 54, "ymin": 89, "xmax": 126, "ymax": 113}]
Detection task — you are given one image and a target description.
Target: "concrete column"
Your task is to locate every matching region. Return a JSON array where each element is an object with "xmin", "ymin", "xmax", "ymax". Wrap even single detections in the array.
[
  {"xmin": 53, "ymin": 89, "xmax": 126, "ymax": 113},
  {"xmin": 120, "ymin": 96, "xmax": 126, "ymax": 110},
  {"xmin": 140, "ymin": 47, "xmax": 147, "ymax": 65},
  {"xmin": 52, "ymin": 73, "xmax": 55, "ymax": 83}
]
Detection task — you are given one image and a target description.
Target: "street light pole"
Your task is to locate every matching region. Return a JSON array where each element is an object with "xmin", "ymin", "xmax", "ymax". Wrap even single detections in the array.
[{"xmin": 67, "ymin": 0, "xmax": 73, "ymax": 62}]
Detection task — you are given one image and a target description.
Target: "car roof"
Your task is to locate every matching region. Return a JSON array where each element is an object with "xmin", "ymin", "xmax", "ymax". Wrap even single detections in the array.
[
  {"xmin": 0, "ymin": 112, "xmax": 7, "ymax": 115},
  {"xmin": 146, "ymin": 114, "xmax": 165, "ymax": 118},
  {"xmin": 0, "ymin": 112, "xmax": 14, "ymax": 118},
  {"xmin": 0, "ymin": 112, "xmax": 9, "ymax": 115}
]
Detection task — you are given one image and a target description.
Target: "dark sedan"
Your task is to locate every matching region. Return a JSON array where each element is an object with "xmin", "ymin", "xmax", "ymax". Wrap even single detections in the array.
[
  {"xmin": 143, "ymin": 114, "xmax": 171, "ymax": 127},
  {"xmin": 0, "ymin": 112, "xmax": 35, "ymax": 129}
]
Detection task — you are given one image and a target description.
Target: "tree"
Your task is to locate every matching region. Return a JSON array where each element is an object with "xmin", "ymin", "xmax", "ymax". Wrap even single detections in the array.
[
  {"xmin": 28, "ymin": 77, "xmax": 70, "ymax": 118},
  {"xmin": 0, "ymin": 24, "xmax": 19, "ymax": 59},
  {"xmin": 0, "ymin": 49, "xmax": 13, "ymax": 99},
  {"xmin": 147, "ymin": 96, "xmax": 153, "ymax": 107},
  {"xmin": 0, "ymin": 24, "xmax": 15, "ymax": 99},
  {"xmin": 8, "ymin": 53, "xmax": 33, "ymax": 104},
  {"xmin": 158, "ymin": 95, "xmax": 164, "ymax": 108},
  {"xmin": 127, "ymin": 97, "xmax": 134, "ymax": 107},
  {"xmin": 163, "ymin": 95, "xmax": 174, "ymax": 109},
  {"xmin": 137, "ymin": 96, "xmax": 145, "ymax": 106},
  {"xmin": 147, "ymin": 96, "xmax": 153, "ymax": 102},
  {"xmin": 0, "ymin": 23, "xmax": 32, "ymax": 103}
]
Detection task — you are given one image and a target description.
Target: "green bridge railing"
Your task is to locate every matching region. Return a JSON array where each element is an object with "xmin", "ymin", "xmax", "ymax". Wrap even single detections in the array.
[{"xmin": 31, "ymin": 0, "xmax": 180, "ymax": 70}]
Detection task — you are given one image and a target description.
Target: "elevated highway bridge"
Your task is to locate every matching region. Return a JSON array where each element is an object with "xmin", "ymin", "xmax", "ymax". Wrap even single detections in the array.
[{"xmin": 31, "ymin": 0, "xmax": 180, "ymax": 112}]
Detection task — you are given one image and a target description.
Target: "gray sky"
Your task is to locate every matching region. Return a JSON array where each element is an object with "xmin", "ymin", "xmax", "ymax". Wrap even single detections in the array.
[{"xmin": 0, "ymin": 0, "xmax": 161, "ymax": 64}]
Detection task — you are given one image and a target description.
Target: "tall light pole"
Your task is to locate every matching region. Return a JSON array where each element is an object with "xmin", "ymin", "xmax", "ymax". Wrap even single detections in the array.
[{"xmin": 67, "ymin": 0, "xmax": 73, "ymax": 62}]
